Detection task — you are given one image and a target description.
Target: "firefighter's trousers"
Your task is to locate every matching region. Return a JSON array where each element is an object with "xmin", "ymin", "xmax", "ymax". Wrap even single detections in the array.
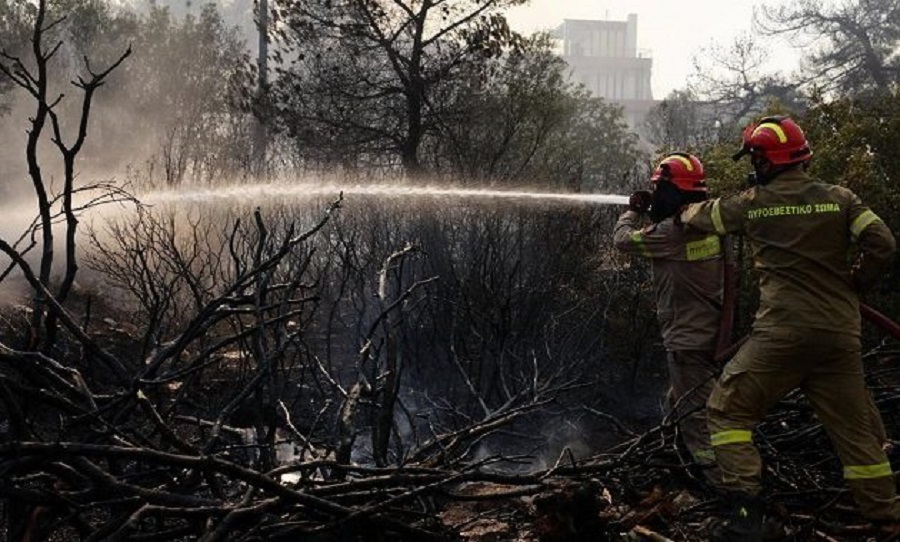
[
  {"xmin": 707, "ymin": 327, "xmax": 900, "ymax": 520},
  {"xmin": 667, "ymin": 350, "xmax": 718, "ymax": 468}
]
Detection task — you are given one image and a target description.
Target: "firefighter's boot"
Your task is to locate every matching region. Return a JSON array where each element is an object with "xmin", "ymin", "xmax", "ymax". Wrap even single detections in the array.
[{"xmin": 708, "ymin": 492, "xmax": 764, "ymax": 542}]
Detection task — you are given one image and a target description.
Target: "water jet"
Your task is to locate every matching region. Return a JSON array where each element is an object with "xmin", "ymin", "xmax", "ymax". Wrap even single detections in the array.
[{"xmin": 141, "ymin": 182, "xmax": 630, "ymax": 207}]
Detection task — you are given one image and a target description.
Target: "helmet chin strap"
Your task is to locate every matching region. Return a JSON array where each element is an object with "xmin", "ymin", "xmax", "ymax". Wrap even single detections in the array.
[
  {"xmin": 750, "ymin": 155, "xmax": 782, "ymax": 185},
  {"xmin": 751, "ymin": 167, "xmax": 774, "ymax": 186},
  {"xmin": 751, "ymin": 158, "xmax": 805, "ymax": 186}
]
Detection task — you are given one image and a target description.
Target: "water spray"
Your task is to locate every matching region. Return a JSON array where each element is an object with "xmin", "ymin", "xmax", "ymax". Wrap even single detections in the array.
[
  {"xmin": 141, "ymin": 182, "xmax": 630, "ymax": 206},
  {"xmin": 140, "ymin": 182, "xmax": 900, "ymax": 351}
]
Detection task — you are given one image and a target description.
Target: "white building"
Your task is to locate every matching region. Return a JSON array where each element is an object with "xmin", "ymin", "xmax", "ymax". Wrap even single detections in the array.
[{"xmin": 555, "ymin": 14, "xmax": 658, "ymax": 133}]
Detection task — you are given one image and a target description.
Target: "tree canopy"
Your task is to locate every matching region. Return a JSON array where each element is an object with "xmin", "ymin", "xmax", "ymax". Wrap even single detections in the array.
[{"xmin": 756, "ymin": 0, "xmax": 900, "ymax": 96}]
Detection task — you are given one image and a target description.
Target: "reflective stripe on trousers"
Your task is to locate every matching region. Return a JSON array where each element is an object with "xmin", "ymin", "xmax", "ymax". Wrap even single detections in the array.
[{"xmin": 705, "ymin": 327, "xmax": 900, "ymax": 521}]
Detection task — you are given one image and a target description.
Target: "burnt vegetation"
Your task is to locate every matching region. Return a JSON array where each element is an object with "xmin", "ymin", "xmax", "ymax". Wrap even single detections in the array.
[{"xmin": 0, "ymin": 0, "xmax": 899, "ymax": 540}]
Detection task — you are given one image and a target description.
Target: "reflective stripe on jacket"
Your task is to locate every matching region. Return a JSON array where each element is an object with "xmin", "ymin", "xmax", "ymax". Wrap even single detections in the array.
[
  {"xmin": 613, "ymin": 210, "xmax": 724, "ymax": 350},
  {"xmin": 680, "ymin": 169, "xmax": 896, "ymax": 334}
]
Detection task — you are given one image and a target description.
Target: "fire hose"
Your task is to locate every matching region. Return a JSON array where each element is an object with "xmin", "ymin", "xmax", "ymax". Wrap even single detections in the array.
[
  {"xmin": 713, "ymin": 258, "xmax": 900, "ymax": 363},
  {"xmin": 859, "ymin": 303, "xmax": 900, "ymax": 341},
  {"xmin": 714, "ymin": 303, "xmax": 900, "ymax": 363}
]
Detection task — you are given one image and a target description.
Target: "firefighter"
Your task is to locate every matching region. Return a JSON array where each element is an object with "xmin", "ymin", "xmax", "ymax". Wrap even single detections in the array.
[
  {"xmin": 613, "ymin": 152, "xmax": 727, "ymax": 486},
  {"xmin": 679, "ymin": 116, "xmax": 900, "ymax": 541}
]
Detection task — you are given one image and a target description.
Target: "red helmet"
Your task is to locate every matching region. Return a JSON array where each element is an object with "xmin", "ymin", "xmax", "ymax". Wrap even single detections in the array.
[
  {"xmin": 650, "ymin": 153, "xmax": 707, "ymax": 192},
  {"xmin": 732, "ymin": 116, "xmax": 812, "ymax": 166}
]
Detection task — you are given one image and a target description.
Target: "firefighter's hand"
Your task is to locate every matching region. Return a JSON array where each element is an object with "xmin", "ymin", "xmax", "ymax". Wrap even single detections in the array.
[
  {"xmin": 628, "ymin": 190, "xmax": 652, "ymax": 213},
  {"xmin": 674, "ymin": 205, "xmax": 688, "ymax": 227}
]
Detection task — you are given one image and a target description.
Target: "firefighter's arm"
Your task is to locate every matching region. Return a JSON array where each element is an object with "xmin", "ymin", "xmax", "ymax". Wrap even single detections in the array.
[
  {"xmin": 613, "ymin": 211, "xmax": 682, "ymax": 259},
  {"xmin": 849, "ymin": 198, "xmax": 896, "ymax": 291},
  {"xmin": 679, "ymin": 192, "xmax": 751, "ymax": 235},
  {"xmin": 613, "ymin": 211, "xmax": 645, "ymax": 255}
]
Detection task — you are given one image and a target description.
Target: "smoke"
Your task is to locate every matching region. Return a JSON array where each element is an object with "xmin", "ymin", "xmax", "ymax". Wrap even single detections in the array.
[
  {"xmin": 0, "ymin": 97, "xmax": 36, "ymax": 203},
  {"xmin": 533, "ymin": 419, "xmax": 594, "ymax": 471},
  {"xmin": 0, "ymin": 177, "xmax": 142, "ymax": 312},
  {"xmin": 0, "ymin": 199, "xmax": 40, "ymax": 307}
]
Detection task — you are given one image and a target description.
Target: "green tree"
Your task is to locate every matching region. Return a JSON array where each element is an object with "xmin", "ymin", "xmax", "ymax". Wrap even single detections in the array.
[
  {"xmin": 0, "ymin": 0, "xmax": 253, "ymax": 186},
  {"xmin": 756, "ymin": 0, "xmax": 900, "ymax": 95},
  {"xmin": 801, "ymin": 91, "xmax": 900, "ymax": 233},
  {"xmin": 94, "ymin": 3, "xmax": 252, "ymax": 184},
  {"xmin": 424, "ymin": 34, "xmax": 643, "ymax": 190},
  {"xmin": 643, "ymin": 89, "xmax": 721, "ymax": 150},
  {"xmin": 688, "ymin": 33, "xmax": 805, "ymax": 128},
  {"xmin": 537, "ymin": 95, "xmax": 644, "ymax": 192},
  {"xmin": 0, "ymin": 0, "xmax": 32, "ymax": 114},
  {"xmin": 288, "ymin": 31, "xmax": 646, "ymax": 191},
  {"xmin": 270, "ymin": 0, "xmax": 527, "ymax": 177}
]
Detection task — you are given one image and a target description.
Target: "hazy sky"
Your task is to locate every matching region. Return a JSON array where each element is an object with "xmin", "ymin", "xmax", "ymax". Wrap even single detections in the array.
[{"xmin": 507, "ymin": 0, "xmax": 803, "ymax": 99}]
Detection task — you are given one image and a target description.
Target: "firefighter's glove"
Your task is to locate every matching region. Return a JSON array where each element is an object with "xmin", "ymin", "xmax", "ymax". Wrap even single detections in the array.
[
  {"xmin": 673, "ymin": 205, "xmax": 688, "ymax": 228},
  {"xmin": 628, "ymin": 190, "xmax": 652, "ymax": 214}
]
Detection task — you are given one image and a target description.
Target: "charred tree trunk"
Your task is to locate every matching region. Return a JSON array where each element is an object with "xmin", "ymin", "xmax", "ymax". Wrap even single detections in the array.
[{"xmin": 0, "ymin": 0, "xmax": 129, "ymax": 351}]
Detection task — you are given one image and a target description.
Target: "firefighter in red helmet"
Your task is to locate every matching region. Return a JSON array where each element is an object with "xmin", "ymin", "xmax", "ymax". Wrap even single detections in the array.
[
  {"xmin": 679, "ymin": 116, "xmax": 899, "ymax": 541},
  {"xmin": 731, "ymin": 115, "xmax": 813, "ymax": 184},
  {"xmin": 651, "ymin": 153, "xmax": 707, "ymax": 188},
  {"xmin": 614, "ymin": 152, "xmax": 728, "ymax": 488}
]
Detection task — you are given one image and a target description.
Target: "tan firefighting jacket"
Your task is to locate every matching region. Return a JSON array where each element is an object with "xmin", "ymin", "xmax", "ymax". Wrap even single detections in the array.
[
  {"xmin": 681, "ymin": 168, "xmax": 896, "ymax": 335},
  {"xmin": 614, "ymin": 210, "xmax": 725, "ymax": 351}
]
